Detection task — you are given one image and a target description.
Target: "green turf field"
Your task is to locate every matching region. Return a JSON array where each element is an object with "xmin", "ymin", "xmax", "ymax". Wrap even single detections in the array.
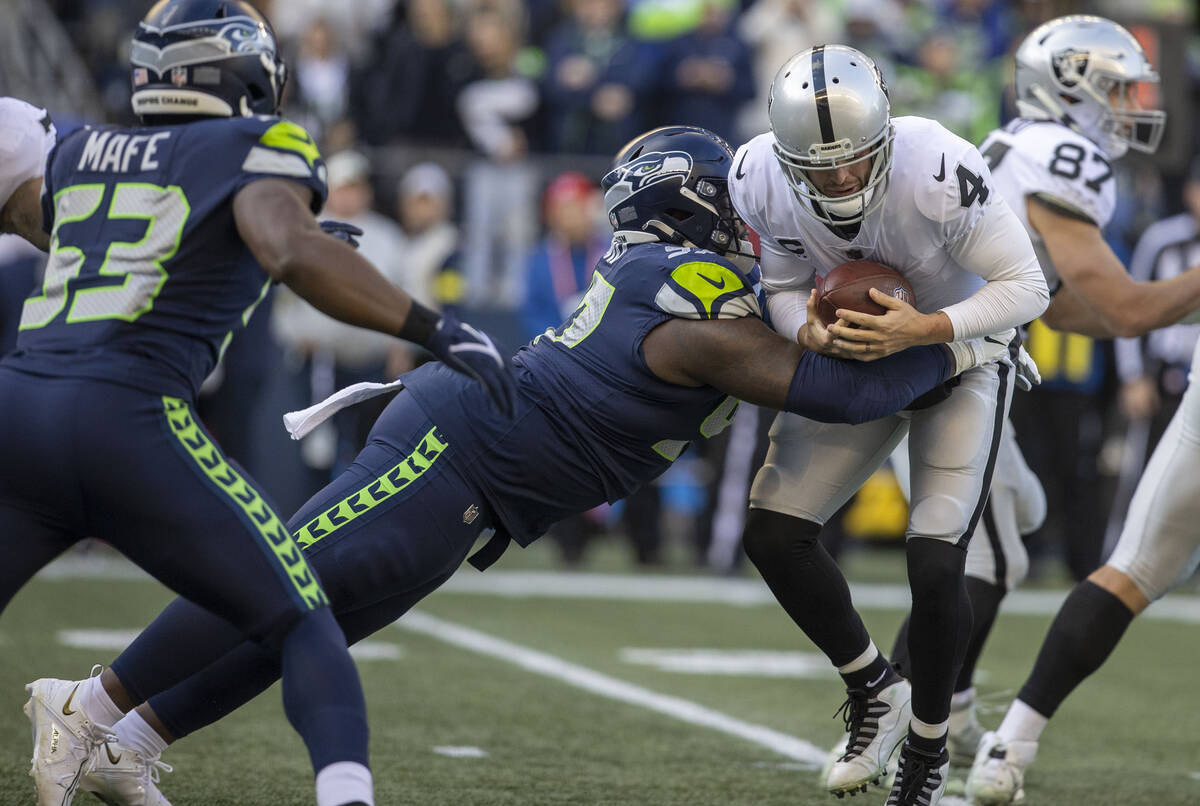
[{"xmin": 2, "ymin": 542, "xmax": 1198, "ymax": 805}]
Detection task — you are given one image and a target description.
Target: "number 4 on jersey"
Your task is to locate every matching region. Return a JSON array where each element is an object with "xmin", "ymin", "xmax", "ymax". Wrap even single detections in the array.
[{"xmin": 955, "ymin": 164, "xmax": 989, "ymax": 208}]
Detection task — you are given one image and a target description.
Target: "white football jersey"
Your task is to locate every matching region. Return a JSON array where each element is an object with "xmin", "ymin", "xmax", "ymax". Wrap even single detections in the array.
[
  {"xmin": 0, "ymin": 97, "xmax": 56, "ymax": 213},
  {"xmin": 730, "ymin": 116, "xmax": 1046, "ymax": 341},
  {"xmin": 979, "ymin": 119, "xmax": 1117, "ymax": 292}
]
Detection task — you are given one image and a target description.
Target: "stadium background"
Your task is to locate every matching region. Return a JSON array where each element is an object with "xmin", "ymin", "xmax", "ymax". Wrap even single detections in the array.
[{"xmin": 1, "ymin": 1, "xmax": 1199, "ymax": 804}]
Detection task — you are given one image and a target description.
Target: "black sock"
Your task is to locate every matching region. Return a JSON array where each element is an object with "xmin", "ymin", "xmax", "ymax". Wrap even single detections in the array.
[
  {"xmin": 954, "ymin": 576, "xmax": 1007, "ymax": 693},
  {"xmin": 842, "ymin": 652, "xmax": 899, "ymax": 694},
  {"xmin": 1017, "ymin": 580, "xmax": 1135, "ymax": 718},
  {"xmin": 742, "ymin": 508, "xmax": 871, "ymax": 667},
  {"xmin": 906, "ymin": 728, "xmax": 946, "ymax": 756}
]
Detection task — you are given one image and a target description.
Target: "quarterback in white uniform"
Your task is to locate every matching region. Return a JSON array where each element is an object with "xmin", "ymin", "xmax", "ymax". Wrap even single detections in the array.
[
  {"xmin": 964, "ymin": 17, "xmax": 1200, "ymax": 805},
  {"xmin": 732, "ymin": 45, "xmax": 1047, "ymax": 806},
  {"xmin": 0, "ymin": 97, "xmax": 55, "ymax": 250}
]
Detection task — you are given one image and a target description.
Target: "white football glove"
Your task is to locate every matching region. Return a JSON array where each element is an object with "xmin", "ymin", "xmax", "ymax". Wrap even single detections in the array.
[
  {"xmin": 945, "ymin": 328, "xmax": 1016, "ymax": 377},
  {"xmin": 1014, "ymin": 344, "xmax": 1041, "ymax": 392}
]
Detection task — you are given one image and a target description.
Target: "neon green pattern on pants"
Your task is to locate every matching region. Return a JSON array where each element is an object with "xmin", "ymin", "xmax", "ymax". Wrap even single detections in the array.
[
  {"xmin": 162, "ymin": 396, "xmax": 327, "ymax": 609},
  {"xmin": 294, "ymin": 426, "xmax": 449, "ymax": 549}
]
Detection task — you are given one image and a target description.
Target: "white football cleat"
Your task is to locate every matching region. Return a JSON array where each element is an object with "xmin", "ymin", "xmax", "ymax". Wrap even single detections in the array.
[
  {"xmin": 965, "ymin": 730, "xmax": 1034, "ymax": 805},
  {"xmin": 25, "ymin": 677, "xmax": 104, "ymax": 806},
  {"xmin": 81, "ymin": 737, "xmax": 173, "ymax": 806},
  {"xmin": 886, "ymin": 741, "xmax": 949, "ymax": 806},
  {"xmin": 825, "ymin": 679, "xmax": 912, "ymax": 797},
  {"xmin": 947, "ymin": 692, "xmax": 986, "ymax": 767}
]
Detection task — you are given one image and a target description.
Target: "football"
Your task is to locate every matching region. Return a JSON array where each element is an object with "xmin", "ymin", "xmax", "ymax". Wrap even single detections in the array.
[{"xmin": 816, "ymin": 260, "xmax": 916, "ymax": 327}]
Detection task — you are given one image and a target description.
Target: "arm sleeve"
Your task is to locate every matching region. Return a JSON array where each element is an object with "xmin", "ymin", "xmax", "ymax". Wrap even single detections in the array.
[
  {"xmin": 786, "ymin": 345, "xmax": 953, "ymax": 425},
  {"xmin": 940, "ymin": 197, "xmax": 1049, "ymax": 338}
]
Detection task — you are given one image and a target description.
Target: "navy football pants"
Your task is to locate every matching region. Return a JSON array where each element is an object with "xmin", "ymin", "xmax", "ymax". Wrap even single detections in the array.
[
  {"xmin": 110, "ymin": 388, "xmax": 495, "ymax": 738},
  {"xmin": 0, "ymin": 369, "xmax": 324, "ymax": 637}
]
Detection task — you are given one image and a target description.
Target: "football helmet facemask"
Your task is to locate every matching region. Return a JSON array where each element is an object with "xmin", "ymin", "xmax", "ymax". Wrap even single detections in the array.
[
  {"xmin": 768, "ymin": 45, "xmax": 894, "ymax": 226},
  {"xmin": 602, "ymin": 126, "xmax": 755, "ymax": 271},
  {"xmin": 130, "ymin": 0, "xmax": 286, "ymax": 122},
  {"xmin": 1015, "ymin": 15, "xmax": 1166, "ymax": 158}
]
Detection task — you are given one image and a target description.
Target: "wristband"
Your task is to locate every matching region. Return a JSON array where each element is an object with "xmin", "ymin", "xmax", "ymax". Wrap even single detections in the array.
[{"xmin": 396, "ymin": 301, "xmax": 440, "ymax": 347}]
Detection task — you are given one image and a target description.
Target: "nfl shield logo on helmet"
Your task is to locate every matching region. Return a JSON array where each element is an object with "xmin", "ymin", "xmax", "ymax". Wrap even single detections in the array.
[{"xmin": 171, "ymin": 66, "xmax": 188, "ymax": 87}]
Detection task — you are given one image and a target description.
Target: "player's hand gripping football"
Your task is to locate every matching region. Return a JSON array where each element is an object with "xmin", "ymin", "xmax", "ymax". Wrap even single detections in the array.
[
  {"xmin": 428, "ymin": 313, "xmax": 518, "ymax": 417},
  {"xmin": 797, "ymin": 288, "xmax": 849, "ymax": 358},
  {"xmin": 827, "ymin": 287, "xmax": 951, "ymax": 361}
]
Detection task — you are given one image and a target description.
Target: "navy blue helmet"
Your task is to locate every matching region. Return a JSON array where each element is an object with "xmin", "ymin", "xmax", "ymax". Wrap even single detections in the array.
[
  {"xmin": 602, "ymin": 126, "xmax": 751, "ymax": 263},
  {"xmin": 130, "ymin": 0, "xmax": 286, "ymax": 122}
]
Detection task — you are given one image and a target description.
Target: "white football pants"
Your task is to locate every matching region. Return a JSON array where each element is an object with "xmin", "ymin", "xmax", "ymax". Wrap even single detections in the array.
[
  {"xmin": 1107, "ymin": 338, "xmax": 1200, "ymax": 600},
  {"xmin": 751, "ymin": 361, "xmax": 1014, "ymax": 546}
]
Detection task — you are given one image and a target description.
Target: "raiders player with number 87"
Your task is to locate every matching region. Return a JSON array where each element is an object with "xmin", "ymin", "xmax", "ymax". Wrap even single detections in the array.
[{"xmin": 729, "ymin": 44, "xmax": 1048, "ymax": 806}]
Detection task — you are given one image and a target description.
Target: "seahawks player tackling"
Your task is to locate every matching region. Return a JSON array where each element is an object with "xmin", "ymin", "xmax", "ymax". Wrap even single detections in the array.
[{"xmin": 22, "ymin": 125, "xmax": 1013, "ymax": 805}]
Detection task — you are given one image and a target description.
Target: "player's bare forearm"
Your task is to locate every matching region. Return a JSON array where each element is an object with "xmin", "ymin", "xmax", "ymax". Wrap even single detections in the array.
[
  {"xmin": 1034, "ymin": 200, "xmax": 1200, "ymax": 337},
  {"xmin": 234, "ymin": 178, "xmax": 414, "ymax": 338},
  {"xmin": 0, "ymin": 177, "xmax": 49, "ymax": 252}
]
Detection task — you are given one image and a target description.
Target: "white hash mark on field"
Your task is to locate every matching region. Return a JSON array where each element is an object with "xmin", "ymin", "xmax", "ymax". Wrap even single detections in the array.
[
  {"xmin": 396, "ymin": 610, "xmax": 826, "ymax": 767},
  {"xmin": 433, "ymin": 746, "xmax": 489, "ymax": 758},
  {"xmin": 55, "ymin": 629, "xmax": 403, "ymax": 661},
  {"xmin": 619, "ymin": 648, "xmax": 837, "ymax": 678}
]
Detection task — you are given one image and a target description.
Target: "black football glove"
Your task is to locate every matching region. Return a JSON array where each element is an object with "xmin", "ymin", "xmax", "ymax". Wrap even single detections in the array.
[
  {"xmin": 427, "ymin": 312, "xmax": 518, "ymax": 418},
  {"xmin": 319, "ymin": 219, "xmax": 364, "ymax": 249}
]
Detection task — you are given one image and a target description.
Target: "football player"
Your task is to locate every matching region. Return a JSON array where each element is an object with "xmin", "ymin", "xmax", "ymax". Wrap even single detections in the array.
[
  {"xmin": 729, "ymin": 45, "xmax": 1049, "ymax": 805},
  {"xmin": 963, "ymin": 17, "xmax": 1200, "ymax": 805},
  {"xmin": 1, "ymin": 1, "xmax": 514, "ymax": 805},
  {"xmin": 21, "ymin": 125, "xmax": 1014, "ymax": 805}
]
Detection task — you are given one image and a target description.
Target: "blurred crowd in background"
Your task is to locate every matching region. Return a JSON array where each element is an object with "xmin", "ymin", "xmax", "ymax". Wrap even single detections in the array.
[{"xmin": 2, "ymin": 0, "xmax": 1199, "ymax": 582}]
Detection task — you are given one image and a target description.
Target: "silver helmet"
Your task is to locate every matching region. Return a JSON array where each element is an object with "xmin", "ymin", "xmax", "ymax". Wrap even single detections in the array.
[
  {"xmin": 1014, "ymin": 15, "xmax": 1166, "ymax": 158},
  {"xmin": 768, "ymin": 45, "xmax": 894, "ymax": 225}
]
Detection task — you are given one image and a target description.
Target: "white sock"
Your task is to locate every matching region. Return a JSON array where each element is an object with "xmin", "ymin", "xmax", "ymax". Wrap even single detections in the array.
[
  {"xmin": 997, "ymin": 698, "xmax": 1048, "ymax": 745},
  {"xmin": 837, "ymin": 642, "xmax": 879, "ymax": 674},
  {"xmin": 910, "ymin": 716, "xmax": 948, "ymax": 740},
  {"xmin": 315, "ymin": 761, "xmax": 374, "ymax": 806},
  {"xmin": 113, "ymin": 710, "xmax": 169, "ymax": 759},
  {"xmin": 78, "ymin": 674, "xmax": 125, "ymax": 730}
]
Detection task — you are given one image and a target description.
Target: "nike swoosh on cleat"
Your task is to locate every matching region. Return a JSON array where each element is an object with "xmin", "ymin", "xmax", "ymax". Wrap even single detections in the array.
[
  {"xmin": 104, "ymin": 743, "xmax": 122, "ymax": 764},
  {"xmin": 62, "ymin": 684, "xmax": 80, "ymax": 716},
  {"xmin": 697, "ymin": 273, "xmax": 728, "ymax": 290},
  {"xmin": 866, "ymin": 669, "xmax": 888, "ymax": 688},
  {"xmin": 735, "ymin": 151, "xmax": 748, "ymax": 180},
  {"xmin": 933, "ymin": 153, "xmax": 946, "ymax": 182}
]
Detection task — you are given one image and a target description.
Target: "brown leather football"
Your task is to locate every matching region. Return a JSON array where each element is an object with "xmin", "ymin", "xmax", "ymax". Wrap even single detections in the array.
[{"xmin": 816, "ymin": 260, "xmax": 916, "ymax": 327}]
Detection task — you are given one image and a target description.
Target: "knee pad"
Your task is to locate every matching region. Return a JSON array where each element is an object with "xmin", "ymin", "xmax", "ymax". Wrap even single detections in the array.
[
  {"xmin": 742, "ymin": 508, "xmax": 821, "ymax": 569},
  {"xmin": 908, "ymin": 493, "xmax": 971, "ymax": 543}
]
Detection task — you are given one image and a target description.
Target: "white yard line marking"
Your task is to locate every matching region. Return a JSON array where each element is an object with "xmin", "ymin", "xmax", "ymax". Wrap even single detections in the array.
[
  {"xmin": 619, "ymin": 648, "xmax": 836, "ymax": 678},
  {"xmin": 37, "ymin": 556, "xmax": 1200, "ymax": 624},
  {"xmin": 55, "ymin": 629, "xmax": 403, "ymax": 661},
  {"xmin": 433, "ymin": 746, "xmax": 489, "ymax": 758},
  {"xmin": 396, "ymin": 610, "xmax": 827, "ymax": 767}
]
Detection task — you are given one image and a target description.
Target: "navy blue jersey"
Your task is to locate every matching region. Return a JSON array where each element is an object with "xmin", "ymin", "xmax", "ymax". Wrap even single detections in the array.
[
  {"xmin": 404, "ymin": 238, "xmax": 762, "ymax": 545},
  {"xmin": 3, "ymin": 116, "xmax": 326, "ymax": 399}
]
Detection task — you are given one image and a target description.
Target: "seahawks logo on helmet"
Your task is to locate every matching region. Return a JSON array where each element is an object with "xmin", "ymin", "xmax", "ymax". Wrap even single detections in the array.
[
  {"xmin": 1051, "ymin": 47, "xmax": 1090, "ymax": 89},
  {"xmin": 606, "ymin": 151, "xmax": 693, "ymax": 196}
]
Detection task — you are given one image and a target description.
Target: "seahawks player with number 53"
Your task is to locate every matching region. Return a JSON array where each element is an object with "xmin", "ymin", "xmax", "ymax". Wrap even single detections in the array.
[
  {"xmin": 22, "ymin": 125, "xmax": 1014, "ymax": 805},
  {"xmin": 0, "ymin": 2, "xmax": 514, "ymax": 805}
]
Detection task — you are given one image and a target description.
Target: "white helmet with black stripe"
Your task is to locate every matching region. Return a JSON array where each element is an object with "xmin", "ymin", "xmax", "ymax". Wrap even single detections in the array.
[
  {"xmin": 768, "ymin": 45, "xmax": 894, "ymax": 225},
  {"xmin": 1014, "ymin": 15, "xmax": 1166, "ymax": 158}
]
